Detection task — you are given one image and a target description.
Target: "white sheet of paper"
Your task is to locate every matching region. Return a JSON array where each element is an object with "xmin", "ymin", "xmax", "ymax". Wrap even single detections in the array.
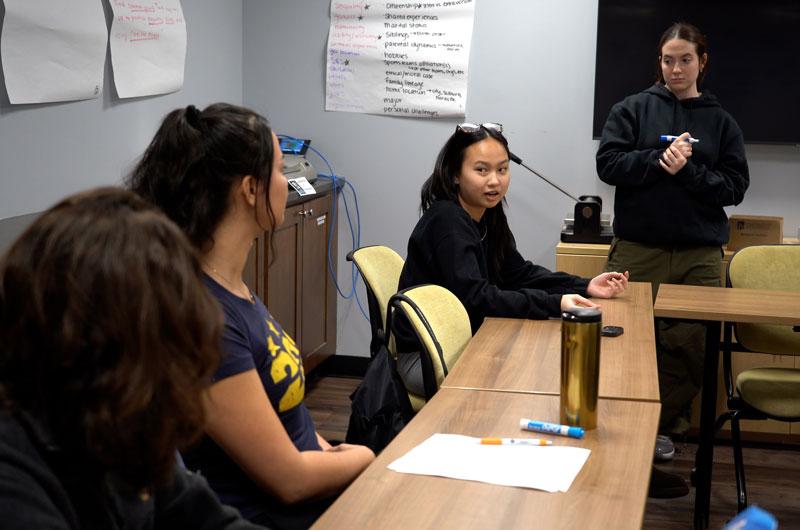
[
  {"xmin": 288, "ymin": 177, "xmax": 317, "ymax": 197},
  {"xmin": 108, "ymin": 0, "xmax": 187, "ymax": 98},
  {"xmin": 388, "ymin": 434, "xmax": 591, "ymax": 493},
  {"xmin": 326, "ymin": 0, "xmax": 475, "ymax": 118},
  {"xmin": 1, "ymin": 0, "xmax": 107, "ymax": 104}
]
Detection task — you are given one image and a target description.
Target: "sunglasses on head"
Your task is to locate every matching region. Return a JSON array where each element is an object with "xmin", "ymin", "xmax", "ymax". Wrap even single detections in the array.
[{"xmin": 456, "ymin": 122, "xmax": 503, "ymax": 134}]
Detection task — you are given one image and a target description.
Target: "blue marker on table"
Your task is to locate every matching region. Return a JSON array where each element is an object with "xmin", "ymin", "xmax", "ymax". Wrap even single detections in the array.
[
  {"xmin": 660, "ymin": 134, "xmax": 700, "ymax": 144},
  {"xmin": 520, "ymin": 418, "xmax": 584, "ymax": 439}
]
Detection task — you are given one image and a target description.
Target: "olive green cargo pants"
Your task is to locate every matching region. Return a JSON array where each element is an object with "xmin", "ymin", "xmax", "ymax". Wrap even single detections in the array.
[{"xmin": 606, "ymin": 238, "xmax": 722, "ymax": 432}]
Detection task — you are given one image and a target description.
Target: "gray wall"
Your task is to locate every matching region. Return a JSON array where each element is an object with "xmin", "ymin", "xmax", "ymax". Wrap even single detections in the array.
[
  {"xmin": 0, "ymin": 0, "xmax": 245, "ymax": 251},
  {"xmin": 243, "ymin": 0, "xmax": 800, "ymax": 358},
  {"xmin": 2, "ymin": 2, "xmax": 797, "ymax": 356}
]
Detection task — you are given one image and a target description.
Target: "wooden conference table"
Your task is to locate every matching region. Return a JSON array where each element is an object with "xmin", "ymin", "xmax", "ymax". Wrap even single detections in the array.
[
  {"xmin": 654, "ymin": 283, "xmax": 800, "ymax": 530},
  {"xmin": 312, "ymin": 389, "xmax": 660, "ymax": 530},
  {"xmin": 442, "ymin": 281, "xmax": 659, "ymax": 402},
  {"xmin": 314, "ymin": 281, "xmax": 662, "ymax": 529}
]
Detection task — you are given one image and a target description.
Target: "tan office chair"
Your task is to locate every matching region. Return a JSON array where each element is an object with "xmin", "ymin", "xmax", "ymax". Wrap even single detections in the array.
[
  {"xmin": 715, "ymin": 244, "xmax": 800, "ymax": 513},
  {"xmin": 346, "ymin": 245, "xmax": 404, "ymax": 358},
  {"xmin": 388, "ymin": 284, "xmax": 472, "ymax": 407}
]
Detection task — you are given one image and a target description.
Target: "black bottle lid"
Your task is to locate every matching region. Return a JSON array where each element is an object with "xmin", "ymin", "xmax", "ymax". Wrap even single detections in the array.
[{"xmin": 561, "ymin": 307, "xmax": 602, "ymax": 323}]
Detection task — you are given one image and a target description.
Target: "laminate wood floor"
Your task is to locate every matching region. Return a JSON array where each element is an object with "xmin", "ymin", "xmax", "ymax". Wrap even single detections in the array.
[{"xmin": 305, "ymin": 374, "xmax": 800, "ymax": 529}]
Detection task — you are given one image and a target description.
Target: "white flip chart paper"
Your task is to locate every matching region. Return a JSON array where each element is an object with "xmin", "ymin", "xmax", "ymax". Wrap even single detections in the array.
[
  {"xmin": 326, "ymin": 0, "xmax": 475, "ymax": 118},
  {"xmin": 108, "ymin": 0, "xmax": 187, "ymax": 98},
  {"xmin": 1, "ymin": 0, "xmax": 107, "ymax": 104}
]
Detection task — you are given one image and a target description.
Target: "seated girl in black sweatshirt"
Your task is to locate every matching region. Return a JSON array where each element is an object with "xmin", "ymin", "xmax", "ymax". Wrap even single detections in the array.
[
  {"xmin": 395, "ymin": 123, "xmax": 629, "ymax": 395},
  {"xmin": 0, "ymin": 188, "xmax": 264, "ymax": 529}
]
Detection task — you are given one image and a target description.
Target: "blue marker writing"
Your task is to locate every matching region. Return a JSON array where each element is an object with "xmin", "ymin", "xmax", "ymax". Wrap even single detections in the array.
[
  {"xmin": 660, "ymin": 135, "xmax": 700, "ymax": 144},
  {"xmin": 520, "ymin": 418, "xmax": 584, "ymax": 439}
]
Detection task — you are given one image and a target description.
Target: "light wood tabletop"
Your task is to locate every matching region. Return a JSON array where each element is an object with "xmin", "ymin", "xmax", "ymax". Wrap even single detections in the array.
[
  {"xmin": 441, "ymin": 282, "xmax": 659, "ymax": 402},
  {"xmin": 653, "ymin": 283, "xmax": 800, "ymax": 529},
  {"xmin": 312, "ymin": 388, "xmax": 660, "ymax": 530},
  {"xmin": 653, "ymin": 283, "xmax": 800, "ymax": 325}
]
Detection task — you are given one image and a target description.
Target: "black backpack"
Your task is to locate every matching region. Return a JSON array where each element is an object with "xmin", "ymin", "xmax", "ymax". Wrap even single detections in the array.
[{"xmin": 345, "ymin": 305, "xmax": 414, "ymax": 453}]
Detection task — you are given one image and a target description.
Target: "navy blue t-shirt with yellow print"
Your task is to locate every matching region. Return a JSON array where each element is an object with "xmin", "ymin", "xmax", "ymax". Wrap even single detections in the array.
[
  {"xmin": 207, "ymin": 275, "xmax": 318, "ymax": 451},
  {"xmin": 182, "ymin": 275, "xmax": 322, "ymax": 524}
]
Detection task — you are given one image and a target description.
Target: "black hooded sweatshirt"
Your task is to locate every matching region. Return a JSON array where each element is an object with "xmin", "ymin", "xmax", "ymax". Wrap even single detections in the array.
[
  {"xmin": 596, "ymin": 83, "xmax": 749, "ymax": 246},
  {"xmin": 397, "ymin": 199, "xmax": 589, "ymax": 335}
]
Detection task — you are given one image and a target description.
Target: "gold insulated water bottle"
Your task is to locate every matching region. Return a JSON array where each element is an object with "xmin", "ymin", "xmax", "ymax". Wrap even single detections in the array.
[{"xmin": 560, "ymin": 307, "xmax": 602, "ymax": 430}]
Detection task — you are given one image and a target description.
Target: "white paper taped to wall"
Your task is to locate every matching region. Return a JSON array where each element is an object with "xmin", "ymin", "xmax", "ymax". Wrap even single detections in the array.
[
  {"xmin": 325, "ymin": 0, "xmax": 475, "ymax": 119},
  {"xmin": 108, "ymin": 0, "xmax": 187, "ymax": 98},
  {"xmin": 1, "ymin": 0, "xmax": 107, "ymax": 104}
]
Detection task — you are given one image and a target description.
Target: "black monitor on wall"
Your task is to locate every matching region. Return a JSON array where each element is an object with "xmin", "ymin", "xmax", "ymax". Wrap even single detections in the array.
[{"xmin": 593, "ymin": 0, "xmax": 800, "ymax": 145}]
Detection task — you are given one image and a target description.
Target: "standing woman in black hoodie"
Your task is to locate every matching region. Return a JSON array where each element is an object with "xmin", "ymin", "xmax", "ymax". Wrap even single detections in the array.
[{"xmin": 596, "ymin": 22, "xmax": 749, "ymax": 495}]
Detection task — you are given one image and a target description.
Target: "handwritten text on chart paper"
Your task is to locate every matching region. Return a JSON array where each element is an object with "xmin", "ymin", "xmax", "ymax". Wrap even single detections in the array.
[
  {"xmin": 326, "ymin": 0, "xmax": 475, "ymax": 118},
  {"xmin": 111, "ymin": 1, "xmax": 184, "ymax": 45},
  {"xmin": 108, "ymin": 0, "xmax": 187, "ymax": 98}
]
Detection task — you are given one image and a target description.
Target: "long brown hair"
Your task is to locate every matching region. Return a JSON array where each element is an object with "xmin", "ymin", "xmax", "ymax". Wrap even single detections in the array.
[
  {"xmin": 0, "ymin": 188, "xmax": 223, "ymax": 489},
  {"xmin": 421, "ymin": 125, "xmax": 513, "ymax": 280}
]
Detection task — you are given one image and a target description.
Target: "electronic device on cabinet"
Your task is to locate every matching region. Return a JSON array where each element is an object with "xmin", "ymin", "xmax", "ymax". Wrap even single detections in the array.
[{"xmin": 279, "ymin": 137, "xmax": 317, "ymax": 185}]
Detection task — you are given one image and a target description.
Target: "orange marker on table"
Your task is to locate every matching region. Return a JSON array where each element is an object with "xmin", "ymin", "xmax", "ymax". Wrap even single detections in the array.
[{"xmin": 479, "ymin": 437, "xmax": 552, "ymax": 446}]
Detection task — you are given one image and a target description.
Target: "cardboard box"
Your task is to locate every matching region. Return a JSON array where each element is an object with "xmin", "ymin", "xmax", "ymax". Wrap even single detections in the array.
[{"xmin": 728, "ymin": 215, "xmax": 783, "ymax": 251}]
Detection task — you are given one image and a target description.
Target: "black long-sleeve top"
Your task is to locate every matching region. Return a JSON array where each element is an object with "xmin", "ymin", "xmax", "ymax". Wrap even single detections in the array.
[
  {"xmin": 397, "ymin": 199, "xmax": 589, "ymax": 336},
  {"xmin": 596, "ymin": 83, "xmax": 749, "ymax": 246},
  {"xmin": 0, "ymin": 410, "xmax": 265, "ymax": 530}
]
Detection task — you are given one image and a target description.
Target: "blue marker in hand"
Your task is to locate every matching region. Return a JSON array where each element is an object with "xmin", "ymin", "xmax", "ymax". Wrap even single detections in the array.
[
  {"xmin": 520, "ymin": 418, "xmax": 584, "ymax": 439},
  {"xmin": 660, "ymin": 134, "xmax": 700, "ymax": 144}
]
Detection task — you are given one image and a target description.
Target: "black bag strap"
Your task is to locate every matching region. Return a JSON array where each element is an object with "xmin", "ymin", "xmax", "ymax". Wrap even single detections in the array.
[{"xmin": 388, "ymin": 288, "xmax": 448, "ymax": 401}]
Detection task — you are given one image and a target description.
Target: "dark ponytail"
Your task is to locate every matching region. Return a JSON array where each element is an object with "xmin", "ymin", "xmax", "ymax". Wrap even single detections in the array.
[{"xmin": 127, "ymin": 103, "xmax": 275, "ymax": 252}]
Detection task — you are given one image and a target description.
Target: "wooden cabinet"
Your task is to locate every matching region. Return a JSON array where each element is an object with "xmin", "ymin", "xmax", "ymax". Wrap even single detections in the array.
[
  {"xmin": 555, "ymin": 238, "xmax": 800, "ymax": 441},
  {"xmin": 243, "ymin": 183, "xmax": 339, "ymax": 373},
  {"xmin": 555, "ymin": 242, "xmax": 612, "ymax": 278}
]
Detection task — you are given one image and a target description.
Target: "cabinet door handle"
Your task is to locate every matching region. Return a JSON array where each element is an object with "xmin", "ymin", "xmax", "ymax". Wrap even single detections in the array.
[{"xmin": 295, "ymin": 208, "xmax": 315, "ymax": 218}]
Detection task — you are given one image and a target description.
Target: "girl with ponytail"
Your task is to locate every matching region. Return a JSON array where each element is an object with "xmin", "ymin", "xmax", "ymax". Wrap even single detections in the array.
[{"xmin": 128, "ymin": 103, "xmax": 374, "ymax": 529}]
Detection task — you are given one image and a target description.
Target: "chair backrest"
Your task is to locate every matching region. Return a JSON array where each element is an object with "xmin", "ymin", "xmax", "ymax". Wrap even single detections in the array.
[
  {"xmin": 389, "ymin": 284, "xmax": 472, "ymax": 399},
  {"xmin": 347, "ymin": 245, "xmax": 405, "ymax": 356},
  {"xmin": 727, "ymin": 244, "xmax": 800, "ymax": 354}
]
